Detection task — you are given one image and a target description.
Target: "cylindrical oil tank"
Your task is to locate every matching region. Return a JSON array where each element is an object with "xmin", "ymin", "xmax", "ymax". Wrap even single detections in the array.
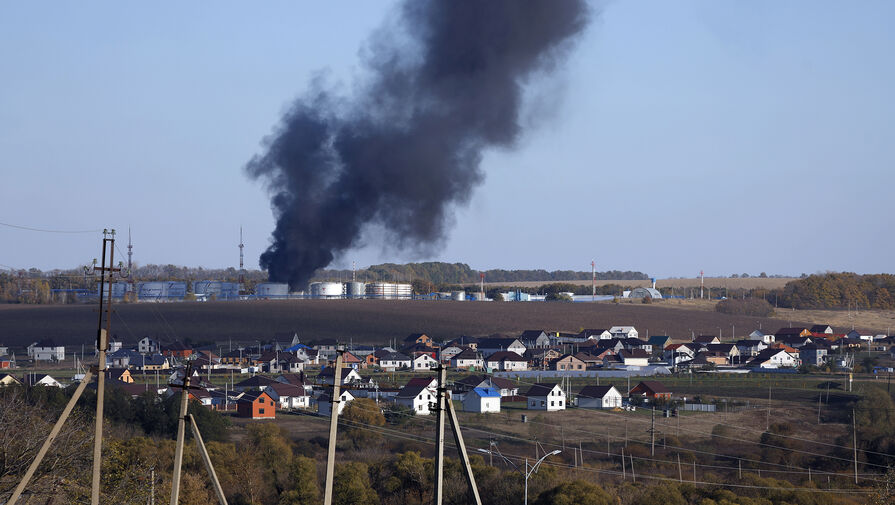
[
  {"xmin": 395, "ymin": 283, "xmax": 412, "ymax": 299},
  {"xmin": 347, "ymin": 282, "xmax": 366, "ymax": 298},
  {"xmin": 451, "ymin": 290, "xmax": 466, "ymax": 301},
  {"xmin": 194, "ymin": 280, "xmax": 240, "ymax": 300},
  {"xmin": 256, "ymin": 282, "xmax": 289, "ymax": 297},
  {"xmin": 366, "ymin": 282, "xmax": 413, "ymax": 299},
  {"xmin": 136, "ymin": 281, "xmax": 186, "ymax": 300},
  {"xmin": 310, "ymin": 282, "xmax": 342, "ymax": 298}
]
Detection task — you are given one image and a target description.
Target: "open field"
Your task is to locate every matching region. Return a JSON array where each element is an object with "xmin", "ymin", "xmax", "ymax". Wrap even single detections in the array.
[
  {"xmin": 0, "ymin": 298, "xmax": 855, "ymax": 349},
  {"xmin": 484, "ymin": 277, "xmax": 796, "ymax": 290}
]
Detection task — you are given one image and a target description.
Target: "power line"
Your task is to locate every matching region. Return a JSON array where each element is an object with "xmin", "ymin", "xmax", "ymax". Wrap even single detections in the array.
[{"xmin": 0, "ymin": 221, "xmax": 103, "ymax": 234}]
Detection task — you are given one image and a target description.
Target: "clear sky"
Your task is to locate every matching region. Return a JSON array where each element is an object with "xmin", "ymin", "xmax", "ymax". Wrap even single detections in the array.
[{"xmin": 1, "ymin": 1, "xmax": 892, "ymax": 278}]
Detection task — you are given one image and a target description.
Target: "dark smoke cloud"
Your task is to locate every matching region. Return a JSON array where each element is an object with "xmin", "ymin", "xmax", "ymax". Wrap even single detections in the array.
[{"xmin": 246, "ymin": 0, "xmax": 591, "ymax": 290}]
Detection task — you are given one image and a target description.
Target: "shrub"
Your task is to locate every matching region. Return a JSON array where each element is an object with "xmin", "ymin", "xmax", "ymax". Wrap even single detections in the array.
[{"xmin": 715, "ymin": 298, "xmax": 774, "ymax": 317}]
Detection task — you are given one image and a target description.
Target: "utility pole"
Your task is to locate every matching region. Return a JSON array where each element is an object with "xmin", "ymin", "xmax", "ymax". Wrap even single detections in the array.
[
  {"xmin": 434, "ymin": 366, "xmax": 446, "ymax": 505},
  {"xmin": 444, "ymin": 390, "xmax": 482, "ymax": 505},
  {"xmin": 323, "ymin": 351, "xmax": 344, "ymax": 505},
  {"xmin": 853, "ymin": 408, "xmax": 859, "ymax": 484},
  {"xmin": 93, "ymin": 229, "xmax": 120, "ymax": 505},
  {"xmin": 650, "ymin": 407, "xmax": 656, "ymax": 456},
  {"xmin": 170, "ymin": 363, "xmax": 193, "ymax": 505},
  {"xmin": 766, "ymin": 384, "xmax": 771, "ymax": 431}
]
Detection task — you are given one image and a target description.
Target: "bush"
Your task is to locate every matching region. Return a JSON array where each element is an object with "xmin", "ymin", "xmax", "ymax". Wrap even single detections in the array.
[{"xmin": 715, "ymin": 298, "xmax": 774, "ymax": 317}]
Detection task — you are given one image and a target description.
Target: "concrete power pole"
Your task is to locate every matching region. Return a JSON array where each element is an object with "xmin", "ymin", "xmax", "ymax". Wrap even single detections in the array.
[
  {"xmin": 434, "ymin": 366, "xmax": 447, "ymax": 504},
  {"xmin": 323, "ymin": 351, "xmax": 345, "ymax": 505}
]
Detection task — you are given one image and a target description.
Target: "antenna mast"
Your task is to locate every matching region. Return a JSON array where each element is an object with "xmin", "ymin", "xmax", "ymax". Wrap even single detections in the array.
[
  {"xmin": 591, "ymin": 260, "xmax": 596, "ymax": 302},
  {"xmin": 127, "ymin": 227, "xmax": 133, "ymax": 273},
  {"xmin": 238, "ymin": 227, "xmax": 246, "ymax": 289},
  {"xmin": 700, "ymin": 270, "xmax": 704, "ymax": 299}
]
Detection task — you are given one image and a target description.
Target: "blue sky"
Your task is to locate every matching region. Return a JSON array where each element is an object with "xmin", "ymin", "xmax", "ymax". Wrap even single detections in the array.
[{"xmin": 1, "ymin": 1, "xmax": 892, "ymax": 278}]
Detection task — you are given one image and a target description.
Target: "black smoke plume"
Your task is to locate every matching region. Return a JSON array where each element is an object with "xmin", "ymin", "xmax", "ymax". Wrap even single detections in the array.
[{"xmin": 246, "ymin": 0, "xmax": 591, "ymax": 290}]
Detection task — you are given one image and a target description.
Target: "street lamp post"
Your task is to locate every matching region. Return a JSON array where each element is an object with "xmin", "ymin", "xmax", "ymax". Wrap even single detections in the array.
[{"xmin": 478, "ymin": 446, "xmax": 560, "ymax": 505}]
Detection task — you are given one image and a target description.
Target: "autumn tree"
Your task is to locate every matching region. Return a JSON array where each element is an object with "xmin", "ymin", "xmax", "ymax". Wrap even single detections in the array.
[{"xmin": 333, "ymin": 462, "xmax": 379, "ymax": 505}]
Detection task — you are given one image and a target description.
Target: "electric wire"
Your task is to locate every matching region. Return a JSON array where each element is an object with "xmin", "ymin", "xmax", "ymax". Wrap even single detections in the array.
[{"xmin": 0, "ymin": 220, "xmax": 103, "ymax": 234}]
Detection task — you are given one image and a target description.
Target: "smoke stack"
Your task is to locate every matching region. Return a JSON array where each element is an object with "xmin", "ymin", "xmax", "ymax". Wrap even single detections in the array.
[{"xmin": 245, "ymin": 0, "xmax": 592, "ymax": 289}]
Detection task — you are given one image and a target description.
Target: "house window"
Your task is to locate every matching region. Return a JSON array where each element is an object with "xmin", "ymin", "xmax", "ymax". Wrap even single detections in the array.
[
  {"xmin": 417, "ymin": 405, "xmax": 422, "ymax": 411},
  {"xmin": 259, "ymin": 408, "xmax": 265, "ymax": 414},
  {"xmin": 559, "ymin": 401, "xmax": 563, "ymax": 407},
  {"xmin": 550, "ymin": 401, "xmax": 555, "ymax": 407},
  {"xmin": 541, "ymin": 401, "xmax": 546, "ymax": 407}
]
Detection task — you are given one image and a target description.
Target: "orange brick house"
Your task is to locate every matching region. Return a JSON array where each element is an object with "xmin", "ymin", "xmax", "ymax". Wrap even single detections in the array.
[{"xmin": 237, "ymin": 391, "xmax": 276, "ymax": 419}]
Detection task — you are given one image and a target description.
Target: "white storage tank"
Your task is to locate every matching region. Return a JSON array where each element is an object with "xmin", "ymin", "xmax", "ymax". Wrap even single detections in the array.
[
  {"xmin": 256, "ymin": 282, "xmax": 289, "ymax": 298},
  {"xmin": 347, "ymin": 282, "xmax": 366, "ymax": 298},
  {"xmin": 310, "ymin": 282, "xmax": 343, "ymax": 299},
  {"xmin": 366, "ymin": 282, "xmax": 412, "ymax": 299},
  {"xmin": 137, "ymin": 281, "xmax": 186, "ymax": 300},
  {"xmin": 451, "ymin": 291, "xmax": 466, "ymax": 301},
  {"xmin": 194, "ymin": 280, "xmax": 240, "ymax": 300}
]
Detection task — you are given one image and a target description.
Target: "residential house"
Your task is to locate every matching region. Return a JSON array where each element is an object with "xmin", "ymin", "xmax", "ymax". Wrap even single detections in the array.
[
  {"xmin": 439, "ymin": 346, "xmax": 466, "ymax": 362},
  {"xmin": 462, "ymin": 387, "xmax": 501, "ymax": 413},
  {"xmin": 236, "ymin": 391, "xmax": 276, "ymax": 419},
  {"xmin": 747, "ymin": 348, "xmax": 798, "ymax": 369},
  {"xmin": 525, "ymin": 383, "xmax": 565, "ymax": 411},
  {"xmin": 524, "ymin": 348, "xmax": 562, "ymax": 369},
  {"xmin": 313, "ymin": 341, "xmax": 341, "ymax": 361},
  {"xmin": 220, "ymin": 349, "xmax": 248, "ymax": 366},
  {"xmin": 264, "ymin": 383, "xmax": 310, "ymax": 409},
  {"xmin": 623, "ymin": 338, "xmax": 653, "ymax": 354},
  {"xmin": 24, "ymin": 374, "xmax": 63, "ymax": 388},
  {"xmin": 664, "ymin": 344, "xmax": 695, "ymax": 365},
  {"xmin": 629, "ymin": 381, "xmax": 672, "ymax": 400},
  {"xmin": 404, "ymin": 333, "xmax": 434, "ymax": 347},
  {"xmin": 106, "ymin": 368, "xmax": 134, "ymax": 383},
  {"xmin": 578, "ymin": 385, "xmax": 623, "ymax": 409},
  {"xmin": 136, "ymin": 354, "xmax": 169, "ymax": 371},
  {"xmin": 777, "ymin": 335, "xmax": 813, "ymax": 348},
  {"xmin": 161, "ymin": 342, "xmax": 193, "ymax": 358},
  {"xmin": 810, "ymin": 325, "xmax": 834, "ymax": 334},
  {"xmin": 483, "ymin": 351, "xmax": 527, "ymax": 371},
  {"xmin": 0, "ymin": 346, "xmax": 8, "ymax": 356},
  {"xmin": 609, "ymin": 326, "xmax": 638, "ymax": 339},
  {"xmin": 705, "ymin": 344, "xmax": 741, "ymax": 364},
  {"xmin": 395, "ymin": 382, "xmax": 436, "ymax": 415},
  {"xmin": 276, "ymin": 373, "xmax": 308, "ymax": 389},
  {"xmin": 27, "ymin": 340, "xmax": 66, "ymax": 362},
  {"xmin": 0, "ymin": 373, "xmax": 23, "ymax": 387},
  {"xmin": 775, "ymin": 327, "xmax": 811, "ymax": 340},
  {"xmin": 799, "ymin": 344, "xmax": 828, "ymax": 367},
  {"xmin": 748, "ymin": 330, "xmax": 775, "ymax": 344},
  {"xmin": 445, "ymin": 336, "xmax": 478, "ymax": 351},
  {"xmin": 519, "ymin": 330, "xmax": 551, "ymax": 348},
  {"xmin": 317, "ymin": 390, "xmax": 356, "ymax": 417},
  {"xmin": 339, "ymin": 351, "xmax": 364, "ymax": 370},
  {"xmin": 378, "ymin": 351, "xmax": 412, "ymax": 371},
  {"xmin": 316, "ymin": 367, "xmax": 363, "ymax": 385},
  {"xmin": 577, "ymin": 329, "xmax": 612, "ymax": 341},
  {"xmin": 552, "ymin": 354, "xmax": 586, "ymax": 371},
  {"xmin": 454, "ymin": 375, "xmax": 519, "ymax": 397},
  {"xmin": 235, "ymin": 375, "xmax": 280, "ymax": 392},
  {"xmin": 735, "ymin": 339, "xmax": 767, "ymax": 359},
  {"xmin": 476, "ymin": 337, "xmax": 526, "ymax": 357},
  {"xmin": 402, "ymin": 343, "xmax": 439, "ymax": 361},
  {"xmin": 617, "ymin": 349, "xmax": 650, "ymax": 366},
  {"xmin": 0, "ymin": 354, "xmax": 14, "ymax": 369},
  {"xmin": 138, "ymin": 337, "xmax": 159, "ymax": 354},
  {"xmin": 412, "ymin": 354, "xmax": 438, "ymax": 371},
  {"xmin": 647, "ymin": 336, "xmax": 673, "ymax": 355},
  {"xmin": 292, "ymin": 346, "xmax": 319, "ymax": 365},
  {"xmin": 693, "ymin": 335, "xmax": 720, "ymax": 345},
  {"xmin": 451, "ymin": 349, "xmax": 484, "ymax": 369}
]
